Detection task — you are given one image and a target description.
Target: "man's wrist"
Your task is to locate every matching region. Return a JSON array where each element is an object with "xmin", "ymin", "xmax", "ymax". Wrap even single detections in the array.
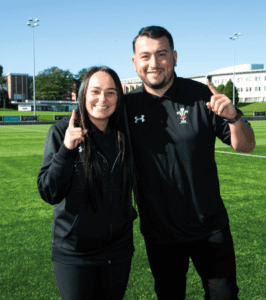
[{"xmin": 224, "ymin": 111, "xmax": 243, "ymax": 124}]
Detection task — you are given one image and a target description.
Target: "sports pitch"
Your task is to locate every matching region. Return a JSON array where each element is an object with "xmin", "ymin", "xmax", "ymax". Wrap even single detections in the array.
[{"xmin": 0, "ymin": 121, "xmax": 265, "ymax": 299}]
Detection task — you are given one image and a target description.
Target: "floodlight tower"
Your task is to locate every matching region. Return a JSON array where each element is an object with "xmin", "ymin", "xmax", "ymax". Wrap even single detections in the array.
[
  {"xmin": 229, "ymin": 33, "xmax": 242, "ymax": 107},
  {"xmin": 27, "ymin": 18, "xmax": 40, "ymax": 116}
]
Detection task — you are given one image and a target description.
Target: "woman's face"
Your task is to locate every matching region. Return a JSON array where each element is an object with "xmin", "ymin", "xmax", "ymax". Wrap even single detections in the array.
[{"xmin": 85, "ymin": 71, "xmax": 118, "ymax": 126}]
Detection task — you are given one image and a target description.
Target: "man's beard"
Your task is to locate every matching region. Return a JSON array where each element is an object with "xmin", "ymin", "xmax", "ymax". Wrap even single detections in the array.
[{"xmin": 144, "ymin": 70, "xmax": 174, "ymax": 90}]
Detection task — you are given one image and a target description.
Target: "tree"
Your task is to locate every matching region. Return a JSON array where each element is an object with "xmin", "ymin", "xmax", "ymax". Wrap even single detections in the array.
[
  {"xmin": 0, "ymin": 65, "xmax": 7, "ymax": 109},
  {"xmin": 223, "ymin": 79, "xmax": 239, "ymax": 106},
  {"xmin": 216, "ymin": 84, "xmax": 225, "ymax": 94},
  {"xmin": 32, "ymin": 67, "xmax": 75, "ymax": 100}
]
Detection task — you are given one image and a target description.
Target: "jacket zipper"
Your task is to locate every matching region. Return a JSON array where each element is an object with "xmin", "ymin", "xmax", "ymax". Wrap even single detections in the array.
[{"xmin": 97, "ymin": 150, "xmax": 122, "ymax": 264}]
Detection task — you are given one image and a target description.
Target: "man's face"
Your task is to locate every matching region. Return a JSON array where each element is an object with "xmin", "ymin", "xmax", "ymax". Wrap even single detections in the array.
[{"xmin": 132, "ymin": 36, "xmax": 177, "ymax": 90}]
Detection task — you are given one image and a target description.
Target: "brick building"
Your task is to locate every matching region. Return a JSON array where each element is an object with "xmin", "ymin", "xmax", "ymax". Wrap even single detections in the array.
[{"xmin": 5, "ymin": 73, "xmax": 33, "ymax": 101}]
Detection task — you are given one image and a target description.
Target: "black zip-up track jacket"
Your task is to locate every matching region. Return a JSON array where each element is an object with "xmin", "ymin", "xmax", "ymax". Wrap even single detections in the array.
[{"xmin": 37, "ymin": 114, "xmax": 138, "ymax": 266}]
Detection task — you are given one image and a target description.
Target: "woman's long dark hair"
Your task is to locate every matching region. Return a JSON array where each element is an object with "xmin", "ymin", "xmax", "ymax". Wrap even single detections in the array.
[{"xmin": 74, "ymin": 66, "xmax": 138, "ymax": 218}]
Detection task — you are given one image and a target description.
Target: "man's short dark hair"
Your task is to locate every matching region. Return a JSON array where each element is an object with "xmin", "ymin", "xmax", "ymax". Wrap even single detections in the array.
[{"xmin": 133, "ymin": 26, "xmax": 174, "ymax": 53}]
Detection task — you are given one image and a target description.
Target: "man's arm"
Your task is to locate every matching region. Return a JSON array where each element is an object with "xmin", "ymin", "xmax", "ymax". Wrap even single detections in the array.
[
  {"xmin": 206, "ymin": 79, "xmax": 255, "ymax": 153},
  {"xmin": 228, "ymin": 117, "xmax": 255, "ymax": 153}
]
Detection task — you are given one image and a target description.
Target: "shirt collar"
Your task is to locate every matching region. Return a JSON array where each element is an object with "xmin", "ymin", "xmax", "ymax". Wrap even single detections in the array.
[
  {"xmin": 144, "ymin": 72, "xmax": 177, "ymax": 103},
  {"xmin": 89, "ymin": 119, "xmax": 113, "ymax": 135}
]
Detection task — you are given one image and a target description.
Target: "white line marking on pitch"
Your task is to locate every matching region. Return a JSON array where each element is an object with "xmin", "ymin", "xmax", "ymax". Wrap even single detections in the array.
[
  {"xmin": 0, "ymin": 126, "xmax": 47, "ymax": 132},
  {"xmin": 215, "ymin": 151, "xmax": 266, "ymax": 158}
]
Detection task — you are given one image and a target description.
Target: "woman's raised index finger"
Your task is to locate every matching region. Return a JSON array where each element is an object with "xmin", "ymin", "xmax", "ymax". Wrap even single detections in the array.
[
  {"xmin": 206, "ymin": 79, "xmax": 219, "ymax": 95},
  {"xmin": 69, "ymin": 110, "xmax": 75, "ymax": 127}
]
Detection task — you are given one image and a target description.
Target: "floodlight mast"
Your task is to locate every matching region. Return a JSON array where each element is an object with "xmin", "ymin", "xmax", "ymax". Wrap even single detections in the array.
[
  {"xmin": 229, "ymin": 33, "xmax": 242, "ymax": 107},
  {"xmin": 27, "ymin": 18, "xmax": 40, "ymax": 117}
]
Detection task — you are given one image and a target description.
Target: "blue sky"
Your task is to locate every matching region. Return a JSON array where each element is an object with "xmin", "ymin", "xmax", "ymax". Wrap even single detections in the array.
[{"xmin": 1, "ymin": 0, "xmax": 266, "ymax": 80}]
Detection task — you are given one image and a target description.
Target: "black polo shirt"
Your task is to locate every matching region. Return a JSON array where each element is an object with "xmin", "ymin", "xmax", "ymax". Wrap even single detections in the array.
[{"xmin": 125, "ymin": 73, "xmax": 245, "ymax": 243}]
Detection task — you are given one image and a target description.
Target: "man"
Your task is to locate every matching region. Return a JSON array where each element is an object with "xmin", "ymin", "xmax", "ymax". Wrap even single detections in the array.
[{"xmin": 125, "ymin": 26, "xmax": 255, "ymax": 300}]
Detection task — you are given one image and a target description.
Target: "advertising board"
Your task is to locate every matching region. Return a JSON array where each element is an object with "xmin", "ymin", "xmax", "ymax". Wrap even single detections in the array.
[{"xmin": 3, "ymin": 116, "xmax": 21, "ymax": 122}]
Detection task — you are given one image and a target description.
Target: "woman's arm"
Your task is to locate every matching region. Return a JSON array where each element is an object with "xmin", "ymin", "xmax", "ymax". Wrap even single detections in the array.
[{"xmin": 37, "ymin": 125, "xmax": 77, "ymax": 205}]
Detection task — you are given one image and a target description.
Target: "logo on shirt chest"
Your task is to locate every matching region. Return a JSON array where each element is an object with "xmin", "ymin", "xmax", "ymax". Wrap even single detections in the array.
[
  {"xmin": 177, "ymin": 108, "xmax": 188, "ymax": 125},
  {"xmin": 135, "ymin": 115, "xmax": 145, "ymax": 123}
]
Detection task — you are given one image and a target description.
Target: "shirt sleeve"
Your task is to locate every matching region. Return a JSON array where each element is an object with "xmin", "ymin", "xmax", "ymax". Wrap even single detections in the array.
[
  {"xmin": 210, "ymin": 109, "xmax": 231, "ymax": 146},
  {"xmin": 37, "ymin": 124, "xmax": 77, "ymax": 205},
  {"xmin": 210, "ymin": 106, "xmax": 254, "ymax": 146},
  {"xmin": 240, "ymin": 113, "xmax": 254, "ymax": 133}
]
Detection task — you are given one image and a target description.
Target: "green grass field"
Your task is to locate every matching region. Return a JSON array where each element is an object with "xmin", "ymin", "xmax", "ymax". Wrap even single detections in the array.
[
  {"xmin": 0, "ymin": 120, "xmax": 266, "ymax": 300},
  {"xmin": 0, "ymin": 101, "xmax": 266, "ymax": 120},
  {"xmin": 237, "ymin": 102, "xmax": 266, "ymax": 116}
]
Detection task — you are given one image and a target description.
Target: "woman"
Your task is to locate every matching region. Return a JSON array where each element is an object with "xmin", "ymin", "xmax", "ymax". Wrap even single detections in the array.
[{"xmin": 37, "ymin": 66, "xmax": 139, "ymax": 300}]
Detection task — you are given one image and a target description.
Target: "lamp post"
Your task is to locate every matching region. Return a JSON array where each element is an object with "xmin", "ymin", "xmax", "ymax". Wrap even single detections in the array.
[
  {"xmin": 229, "ymin": 33, "xmax": 242, "ymax": 107},
  {"xmin": 27, "ymin": 18, "xmax": 40, "ymax": 116}
]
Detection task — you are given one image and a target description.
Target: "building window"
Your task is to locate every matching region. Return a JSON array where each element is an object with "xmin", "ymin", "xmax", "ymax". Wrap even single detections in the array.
[
  {"xmin": 265, "ymin": 76, "xmax": 266, "ymax": 81},
  {"xmin": 250, "ymin": 87, "xmax": 252, "ymax": 91},
  {"xmin": 246, "ymin": 87, "xmax": 248, "ymax": 92},
  {"xmin": 255, "ymin": 76, "xmax": 261, "ymax": 81},
  {"xmin": 264, "ymin": 86, "xmax": 266, "ymax": 91},
  {"xmin": 126, "ymin": 87, "xmax": 129, "ymax": 93}
]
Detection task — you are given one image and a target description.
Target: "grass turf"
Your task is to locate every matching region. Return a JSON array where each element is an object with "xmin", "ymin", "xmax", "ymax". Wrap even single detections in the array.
[
  {"xmin": 1, "ymin": 101, "xmax": 266, "ymax": 119},
  {"xmin": 0, "ymin": 121, "xmax": 265, "ymax": 299}
]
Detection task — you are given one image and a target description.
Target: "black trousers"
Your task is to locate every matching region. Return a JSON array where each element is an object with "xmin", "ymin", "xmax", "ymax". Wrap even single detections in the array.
[
  {"xmin": 53, "ymin": 258, "xmax": 132, "ymax": 300},
  {"xmin": 144, "ymin": 223, "xmax": 239, "ymax": 300},
  {"xmin": 53, "ymin": 223, "xmax": 239, "ymax": 300}
]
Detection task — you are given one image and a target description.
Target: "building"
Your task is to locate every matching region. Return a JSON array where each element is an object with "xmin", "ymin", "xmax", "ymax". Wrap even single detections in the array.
[
  {"xmin": 121, "ymin": 77, "xmax": 142, "ymax": 94},
  {"xmin": 120, "ymin": 64, "xmax": 266, "ymax": 103},
  {"xmin": 14, "ymin": 100, "xmax": 78, "ymax": 112},
  {"xmin": 4, "ymin": 73, "xmax": 33, "ymax": 101},
  {"xmin": 4, "ymin": 73, "xmax": 76, "ymax": 102},
  {"xmin": 190, "ymin": 64, "xmax": 266, "ymax": 103}
]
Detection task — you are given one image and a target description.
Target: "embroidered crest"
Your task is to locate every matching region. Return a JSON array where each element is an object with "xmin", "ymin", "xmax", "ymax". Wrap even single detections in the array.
[{"xmin": 176, "ymin": 108, "xmax": 188, "ymax": 125}]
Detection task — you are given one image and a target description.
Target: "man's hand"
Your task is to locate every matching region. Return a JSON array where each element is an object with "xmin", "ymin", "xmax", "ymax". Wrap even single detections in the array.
[
  {"xmin": 206, "ymin": 79, "xmax": 237, "ymax": 120},
  {"xmin": 63, "ymin": 110, "xmax": 88, "ymax": 150}
]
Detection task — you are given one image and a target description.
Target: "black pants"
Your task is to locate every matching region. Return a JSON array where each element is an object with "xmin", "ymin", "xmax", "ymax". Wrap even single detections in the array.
[
  {"xmin": 53, "ymin": 258, "xmax": 132, "ymax": 300},
  {"xmin": 144, "ymin": 223, "xmax": 239, "ymax": 300},
  {"xmin": 53, "ymin": 223, "xmax": 239, "ymax": 300}
]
